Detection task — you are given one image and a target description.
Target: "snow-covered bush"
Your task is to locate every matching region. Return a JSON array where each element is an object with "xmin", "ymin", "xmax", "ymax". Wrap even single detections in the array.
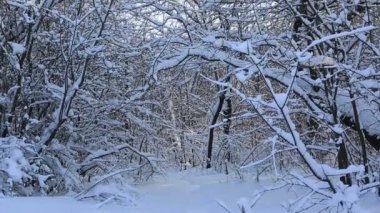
[
  {"xmin": 0, "ymin": 137, "xmax": 81, "ymax": 196},
  {"xmin": 0, "ymin": 137, "xmax": 66, "ymax": 196},
  {"xmin": 0, "ymin": 137, "xmax": 32, "ymax": 195}
]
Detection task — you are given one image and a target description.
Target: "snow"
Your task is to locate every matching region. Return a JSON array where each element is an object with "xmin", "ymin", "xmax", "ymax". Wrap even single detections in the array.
[
  {"xmin": 2, "ymin": 149, "xmax": 27, "ymax": 182},
  {"xmin": 299, "ymin": 55, "xmax": 336, "ymax": 67},
  {"xmin": 235, "ymin": 68, "xmax": 254, "ymax": 83},
  {"xmin": 9, "ymin": 42, "xmax": 26, "ymax": 55},
  {"xmin": 1, "ymin": 171, "xmax": 378, "ymax": 213},
  {"xmin": 300, "ymin": 26, "xmax": 376, "ymax": 55},
  {"xmin": 213, "ymin": 38, "xmax": 224, "ymax": 48},
  {"xmin": 0, "ymin": 138, "xmax": 30, "ymax": 183},
  {"xmin": 104, "ymin": 60, "xmax": 115, "ymax": 69},
  {"xmin": 0, "ymin": 197, "xmax": 115, "ymax": 213},
  {"xmin": 332, "ymin": 124, "xmax": 344, "ymax": 134},
  {"xmin": 124, "ymin": 171, "xmax": 295, "ymax": 213},
  {"xmin": 274, "ymin": 93, "xmax": 288, "ymax": 108},
  {"xmin": 336, "ymin": 89, "xmax": 380, "ymax": 137}
]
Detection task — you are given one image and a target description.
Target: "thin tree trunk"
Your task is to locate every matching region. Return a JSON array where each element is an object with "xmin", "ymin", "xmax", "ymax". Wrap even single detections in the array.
[
  {"xmin": 222, "ymin": 88, "xmax": 232, "ymax": 174},
  {"xmin": 206, "ymin": 72, "xmax": 231, "ymax": 169},
  {"xmin": 223, "ymin": 95, "xmax": 232, "ymax": 162},
  {"xmin": 206, "ymin": 94, "xmax": 225, "ymax": 169},
  {"xmin": 337, "ymin": 142, "xmax": 352, "ymax": 186}
]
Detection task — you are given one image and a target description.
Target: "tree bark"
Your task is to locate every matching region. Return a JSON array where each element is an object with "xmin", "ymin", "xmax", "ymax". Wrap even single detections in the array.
[{"xmin": 206, "ymin": 93, "xmax": 225, "ymax": 169}]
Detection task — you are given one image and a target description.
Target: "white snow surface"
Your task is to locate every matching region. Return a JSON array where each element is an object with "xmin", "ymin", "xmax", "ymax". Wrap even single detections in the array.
[
  {"xmin": 9, "ymin": 42, "xmax": 26, "ymax": 55},
  {"xmin": 0, "ymin": 170, "xmax": 378, "ymax": 213}
]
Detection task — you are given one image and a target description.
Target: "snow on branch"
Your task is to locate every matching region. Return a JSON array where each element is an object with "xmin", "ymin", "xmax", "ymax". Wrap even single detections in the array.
[{"xmin": 300, "ymin": 26, "xmax": 377, "ymax": 56}]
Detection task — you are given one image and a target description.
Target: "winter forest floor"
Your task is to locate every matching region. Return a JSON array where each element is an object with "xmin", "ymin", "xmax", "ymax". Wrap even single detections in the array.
[{"xmin": 1, "ymin": 169, "xmax": 379, "ymax": 213}]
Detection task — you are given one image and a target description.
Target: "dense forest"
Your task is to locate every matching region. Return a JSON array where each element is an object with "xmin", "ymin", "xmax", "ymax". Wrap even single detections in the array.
[{"xmin": 0, "ymin": 0, "xmax": 379, "ymax": 212}]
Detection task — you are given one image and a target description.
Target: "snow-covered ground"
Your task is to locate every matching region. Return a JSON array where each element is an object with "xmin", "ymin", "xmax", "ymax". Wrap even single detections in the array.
[{"xmin": 1, "ymin": 170, "xmax": 379, "ymax": 213}]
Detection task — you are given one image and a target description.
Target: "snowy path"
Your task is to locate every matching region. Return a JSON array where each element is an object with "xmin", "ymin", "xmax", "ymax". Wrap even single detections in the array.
[
  {"xmin": 0, "ymin": 171, "xmax": 284, "ymax": 213},
  {"xmin": 0, "ymin": 171, "xmax": 378, "ymax": 213},
  {"xmin": 125, "ymin": 171, "xmax": 287, "ymax": 213}
]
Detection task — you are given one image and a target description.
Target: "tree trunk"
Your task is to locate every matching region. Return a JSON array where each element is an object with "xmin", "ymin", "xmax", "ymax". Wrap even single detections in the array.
[
  {"xmin": 337, "ymin": 142, "xmax": 352, "ymax": 186},
  {"xmin": 206, "ymin": 94, "xmax": 225, "ymax": 169}
]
